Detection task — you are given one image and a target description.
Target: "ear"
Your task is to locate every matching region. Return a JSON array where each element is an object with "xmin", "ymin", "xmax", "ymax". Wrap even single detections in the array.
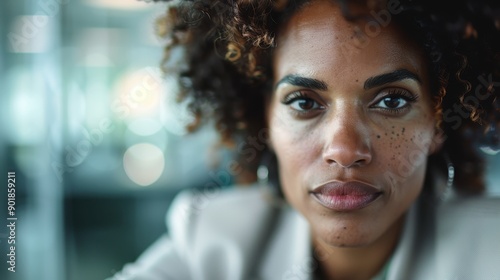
[{"xmin": 429, "ymin": 128, "xmax": 446, "ymax": 155}]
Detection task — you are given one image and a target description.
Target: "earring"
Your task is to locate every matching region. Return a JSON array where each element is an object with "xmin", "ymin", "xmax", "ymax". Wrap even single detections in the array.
[
  {"xmin": 439, "ymin": 153, "xmax": 454, "ymax": 201},
  {"xmin": 446, "ymin": 155, "xmax": 455, "ymax": 190},
  {"xmin": 257, "ymin": 164, "xmax": 269, "ymax": 186},
  {"xmin": 257, "ymin": 151, "xmax": 286, "ymax": 207}
]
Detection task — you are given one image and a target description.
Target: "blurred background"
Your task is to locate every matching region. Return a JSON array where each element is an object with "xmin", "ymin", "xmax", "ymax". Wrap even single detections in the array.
[
  {"xmin": 0, "ymin": 1, "xmax": 499, "ymax": 280},
  {"xmin": 0, "ymin": 1, "xmax": 233, "ymax": 280}
]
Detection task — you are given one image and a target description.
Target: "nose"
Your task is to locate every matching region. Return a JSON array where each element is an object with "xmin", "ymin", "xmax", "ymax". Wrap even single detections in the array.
[{"xmin": 322, "ymin": 109, "xmax": 373, "ymax": 168}]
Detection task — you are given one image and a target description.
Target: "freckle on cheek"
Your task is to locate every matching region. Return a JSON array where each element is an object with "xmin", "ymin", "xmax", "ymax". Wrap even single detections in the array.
[
  {"xmin": 377, "ymin": 135, "xmax": 381, "ymax": 139},
  {"xmin": 343, "ymin": 227, "xmax": 347, "ymax": 230}
]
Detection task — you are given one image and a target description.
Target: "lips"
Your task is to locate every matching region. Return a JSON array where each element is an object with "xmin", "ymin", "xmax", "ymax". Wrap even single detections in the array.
[{"xmin": 310, "ymin": 181, "xmax": 382, "ymax": 211}]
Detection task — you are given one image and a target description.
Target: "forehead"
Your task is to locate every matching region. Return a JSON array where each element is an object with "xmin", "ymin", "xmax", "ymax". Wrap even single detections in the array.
[{"xmin": 273, "ymin": 0, "xmax": 427, "ymax": 84}]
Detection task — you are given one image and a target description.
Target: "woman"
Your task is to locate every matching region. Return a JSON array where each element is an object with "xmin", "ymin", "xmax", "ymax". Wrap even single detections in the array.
[{"xmin": 113, "ymin": 0, "xmax": 500, "ymax": 279}]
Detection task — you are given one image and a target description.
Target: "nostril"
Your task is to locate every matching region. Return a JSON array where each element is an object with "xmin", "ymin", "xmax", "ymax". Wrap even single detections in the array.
[
  {"xmin": 325, "ymin": 159, "xmax": 335, "ymax": 165},
  {"xmin": 323, "ymin": 151, "xmax": 372, "ymax": 168},
  {"xmin": 355, "ymin": 158, "xmax": 368, "ymax": 164},
  {"xmin": 321, "ymin": 125, "xmax": 373, "ymax": 168}
]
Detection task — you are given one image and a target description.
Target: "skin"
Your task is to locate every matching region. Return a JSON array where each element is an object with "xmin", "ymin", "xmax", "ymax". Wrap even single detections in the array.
[{"xmin": 267, "ymin": 0, "xmax": 443, "ymax": 278}]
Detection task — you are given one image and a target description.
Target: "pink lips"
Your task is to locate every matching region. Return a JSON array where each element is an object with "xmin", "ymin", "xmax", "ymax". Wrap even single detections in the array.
[{"xmin": 311, "ymin": 181, "xmax": 382, "ymax": 211}]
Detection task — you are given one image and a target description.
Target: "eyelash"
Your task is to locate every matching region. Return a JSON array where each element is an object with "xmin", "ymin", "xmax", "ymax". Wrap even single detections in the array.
[
  {"xmin": 281, "ymin": 91, "xmax": 324, "ymax": 117},
  {"xmin": 282, "ymin": 91, "xmax": 312, "ymax": 104},
  {"xmin": 370, "ymin": 89, "xmax": 419, "ymax": 114},
  {"xmin": 280, "ymin": 89, "xmax": 418, "ymax": 117}
]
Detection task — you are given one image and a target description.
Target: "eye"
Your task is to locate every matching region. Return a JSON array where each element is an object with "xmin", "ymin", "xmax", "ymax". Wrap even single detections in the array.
[
  {"xmin": 378, "ymin": 96, "xmax": 408, "ymax": 109},
  {"xmin": 372, "ymin": 89, "xmax": 418, "ymax": 112},
  {"xmin": 281, "ymin": 91, "xmax": 324, "ymax": 113},
  {"xmin": 289, "ymin": 97, "xmax": 321, "ymax": 111}
]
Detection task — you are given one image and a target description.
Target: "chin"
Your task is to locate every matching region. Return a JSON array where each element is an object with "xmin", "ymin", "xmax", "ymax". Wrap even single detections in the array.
[
  {"xmin": 311, "ymin": 216, "xmax": 381, "ymax": 248},
  {"xmin": 329, "ymin": 230, "xmax": 376, "ymax": 248},
  {"xmin": 325, "ymin": 233, "xmax": 376, "ymax": 248}
]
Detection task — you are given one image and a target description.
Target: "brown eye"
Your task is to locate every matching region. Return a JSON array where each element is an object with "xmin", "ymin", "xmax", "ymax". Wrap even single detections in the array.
[
  {"xmin": 282, "ymin": 91, "xmax": 323, "ymax": 113},
  {"xmin": 292, "ymin": 98, "xmax": 318, "ymax": 111},
  {"xmin": 380, "ymin": 96, "xmax": 406, "ymax": 109},
  {"xmin": 371, "ymin": 89, "xmax": 418, "ymax": 112}
]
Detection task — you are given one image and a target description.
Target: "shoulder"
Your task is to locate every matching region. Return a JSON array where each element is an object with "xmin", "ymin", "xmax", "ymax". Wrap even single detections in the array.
[
  {"xmin": 390, "ymin": 194, "xmax": 500, "ymax": 279},
  {"xmin": 435, "ymin": 194, "xmax": 500, "ymax": 246},
  {"xmin": 433, "ymin": 194, "xmax": 500, "ymax": 278},
  {"xmin": 438, "ymin": 194, "xmax": 500, "ymax": 225},
  {"xmin": 110, "ymin": 186, "xmax": 277, "ymax": 280},
  {"xmin": 167, "ymin": 184, "xmax": 274, "ymax": 238},
  {"xmin": 166, "ymin": 185, "xmax": 280, "ymax": 278},
  {"xmin": 436, "ymin": 194, "xmax": 500, "ymax": 247}
]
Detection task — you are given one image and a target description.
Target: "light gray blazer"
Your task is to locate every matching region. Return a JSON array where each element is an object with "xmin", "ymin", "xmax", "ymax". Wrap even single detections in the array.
[{"xmin": 111, "ymin": 186, "xmax": 500, "ymax": 280}]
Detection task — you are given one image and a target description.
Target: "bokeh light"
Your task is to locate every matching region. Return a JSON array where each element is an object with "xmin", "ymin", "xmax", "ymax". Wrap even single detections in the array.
[
  {"xmin": 112, "ymin": 67, "xmax": 164, "ymax": 120},
  {"xmin": 123, "ymin": 143, "xmax": 165, "ymax": 186}
]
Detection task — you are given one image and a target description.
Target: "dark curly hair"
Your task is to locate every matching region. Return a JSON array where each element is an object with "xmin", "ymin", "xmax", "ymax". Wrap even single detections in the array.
[{"xmin": 153, "ymin": 0, "xmax": 500, "ymax": 194}]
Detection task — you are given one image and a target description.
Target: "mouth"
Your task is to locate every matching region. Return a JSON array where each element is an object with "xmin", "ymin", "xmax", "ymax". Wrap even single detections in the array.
[{"xmin": 310, "ymin": 181, "xmax": 382, "ymax": 211}]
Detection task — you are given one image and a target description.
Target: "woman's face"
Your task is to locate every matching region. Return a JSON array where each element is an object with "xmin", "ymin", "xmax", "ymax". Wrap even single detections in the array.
[{"xmin": 268, "ymin": 0, "xmax": 442, "ymax": 247}]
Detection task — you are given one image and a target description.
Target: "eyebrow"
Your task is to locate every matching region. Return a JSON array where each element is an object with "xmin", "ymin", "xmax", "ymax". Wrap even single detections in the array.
[
  {"xmin": 274, "ymin": 75, "xmax": 328, "ymax": 91},
  {"xmin": 364, "ymin": 69, "xmax": 421, "ymax": 89},
  {"xmin": 274, "ymin": 69, "xmax": 421, "ymax": 91}
]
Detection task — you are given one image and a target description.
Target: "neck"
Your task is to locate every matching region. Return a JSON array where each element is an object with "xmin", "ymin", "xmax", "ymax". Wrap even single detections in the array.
[{"xmin": 313, "ymin": 214, "xmax": 405, "ymax": 280}]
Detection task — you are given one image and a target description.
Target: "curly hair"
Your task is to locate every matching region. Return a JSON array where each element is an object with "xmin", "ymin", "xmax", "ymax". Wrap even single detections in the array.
[{"xmin": 153, "ymin": 0, "xmax": 500, "ymax": 193}]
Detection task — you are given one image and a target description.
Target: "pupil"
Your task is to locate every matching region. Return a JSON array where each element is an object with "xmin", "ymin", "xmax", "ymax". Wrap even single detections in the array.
[
  {"xmin": 299, "ymin": 99, "xmax": 314, "ymax": 110},
  {"xmin": 384, "ymin": 97, "xmax": 400, "ymax": 108}
]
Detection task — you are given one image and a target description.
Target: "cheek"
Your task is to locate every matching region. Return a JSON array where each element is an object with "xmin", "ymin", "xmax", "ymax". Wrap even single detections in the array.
[
  {"xmin": 269, "ymin": 115, "xmax": 318, "ymax": 198},
  {"xmin": 374, "ymin": 124, "xmax": 434, "ymax": 192}
]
